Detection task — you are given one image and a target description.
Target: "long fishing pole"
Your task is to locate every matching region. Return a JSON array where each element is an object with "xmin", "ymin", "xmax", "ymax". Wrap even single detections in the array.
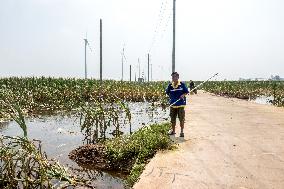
[{"xmin": 169, "ymin": 73, "xmax": 219, "ymax": 107}]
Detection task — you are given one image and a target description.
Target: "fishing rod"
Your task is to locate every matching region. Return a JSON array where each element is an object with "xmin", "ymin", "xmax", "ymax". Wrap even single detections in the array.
[{"xmin": 169, "ymin": 73, "xmax": 219, "ymax": 107}]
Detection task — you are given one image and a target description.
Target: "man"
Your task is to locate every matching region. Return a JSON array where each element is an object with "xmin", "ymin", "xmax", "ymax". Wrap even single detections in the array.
[
  {"xmin": 189, "ymin": 80, "xmax": 197, "ymax": 94},
  {"xmin": 166, "ymin": 72, "xmax": 189, "ymax": 137}
]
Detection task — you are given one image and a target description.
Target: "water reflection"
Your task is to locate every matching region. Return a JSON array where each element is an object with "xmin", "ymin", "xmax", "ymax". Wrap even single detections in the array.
[{"xmin": 251, "ymin": 96, "xmax": 274, "ymax": 105}]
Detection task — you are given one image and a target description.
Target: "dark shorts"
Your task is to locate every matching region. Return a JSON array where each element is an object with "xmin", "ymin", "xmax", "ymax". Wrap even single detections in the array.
[{"xmin": 170, "ymin": 107, "xmax": 185, "ymax": 124}]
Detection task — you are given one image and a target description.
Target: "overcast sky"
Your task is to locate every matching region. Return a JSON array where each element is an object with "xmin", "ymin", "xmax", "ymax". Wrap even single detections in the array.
[{"xmin": 0, "ymin": 0, "xmax": 283, "ymax": 81}]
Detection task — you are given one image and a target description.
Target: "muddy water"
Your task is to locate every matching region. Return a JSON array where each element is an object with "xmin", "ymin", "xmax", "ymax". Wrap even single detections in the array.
[{"xmin": 0, "ymin": 102, "xmax": 169, "ymax": 189}]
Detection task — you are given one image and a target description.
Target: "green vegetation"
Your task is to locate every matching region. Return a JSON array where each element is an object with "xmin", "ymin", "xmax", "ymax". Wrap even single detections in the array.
[
  {"xmin": 201, "ymin": 81, "xmax": 284, "ymax": 106},
  {"xmin": 79, "ymin": 99, "xmax": 132, "ymax": 143},
  {"xmin": 0, "ymin": 136, "xmax": 86, "ymax": 188},
  {"xmin": 0, "ymin": 77, "xmax": 171, "ymax": 188},
  {"xmin": 105, "ymin": 122, "xmax": 173, "ymax": 186},
  {"xmin": 0, "ymin": 77, "xmax": 169, "ymax": 122},
  {"xmin": 2, "ymin": 77, "xmax": 284, "ymax": 188}
]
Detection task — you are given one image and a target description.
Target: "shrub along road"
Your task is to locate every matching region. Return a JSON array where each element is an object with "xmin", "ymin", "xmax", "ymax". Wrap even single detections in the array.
[{"xmin": 134, "ymin": 91, "xmax": 284, "ymax": 189}]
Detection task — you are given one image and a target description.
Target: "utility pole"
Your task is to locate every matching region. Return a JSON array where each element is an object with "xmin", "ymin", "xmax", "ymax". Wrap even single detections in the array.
[
  {"xmin": 100, "ymin": 19, "xmax": 102, "ymax": 83},
  {"xmin": 130, "ymin": 65, "xmax": 132, "ymax": 81},
  {"xmin": 138, "ymin": 58, "xmax": 141, "ymax": 78},
  {"xmin": 150, "ymin": 64, "xmax": 153, "ymax": 81},
  {"xmin": 172, "ymin": 0, "xmax": 176, "ymax": 73},
  {"xmin": 84, "ymin": 39, "xmax": 88, "ymax": 79},
  {"xmin": 121, "ymin": 49, "xmax": 124, "ymax": 81},
  {"xmin": 148, "ymin": 54, "xmax": 150, "ymax": 82},
  {"xmin": 121, "ymin": 48, "xmax": 124, "ymax": 81}
]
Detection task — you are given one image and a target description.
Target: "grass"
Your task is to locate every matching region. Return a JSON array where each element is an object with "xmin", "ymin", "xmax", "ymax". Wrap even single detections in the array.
[{"xmin": 104, "ymin": 122, "xmax": 173, "ymax": 186}]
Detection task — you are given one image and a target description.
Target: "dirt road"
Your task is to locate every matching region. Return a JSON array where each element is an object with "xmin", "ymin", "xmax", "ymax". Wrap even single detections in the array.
[{"xmin": 133, "ymin": 91, "xmax": 284, "ymax": 189}]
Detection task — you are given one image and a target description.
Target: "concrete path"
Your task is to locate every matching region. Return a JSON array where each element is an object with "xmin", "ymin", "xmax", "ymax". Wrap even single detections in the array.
[{"xmin": 134, "ymin": 91, "xmax": 284, "ymax": 189}]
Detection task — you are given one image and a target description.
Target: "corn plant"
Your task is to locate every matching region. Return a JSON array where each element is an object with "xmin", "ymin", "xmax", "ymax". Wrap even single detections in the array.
[
  {"xmin": 201, "ymin": 81, "xmax": 284, "ymax": 106},
  {"xmin": 0, "ymin": 135, "xmax": 88, "ymax": 188},
  {"xmin": 79, "ymin": 99, "xmax": 132, "ymax": 144},
  {"xmin": 0, "ymin": 77, "xmax": 170, "ymax": 121}
]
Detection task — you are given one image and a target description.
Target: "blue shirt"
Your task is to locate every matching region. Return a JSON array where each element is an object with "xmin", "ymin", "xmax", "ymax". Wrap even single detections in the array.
[{"xmin": 166, "ymin": 81, "xmax": 189, "ymax": 108}]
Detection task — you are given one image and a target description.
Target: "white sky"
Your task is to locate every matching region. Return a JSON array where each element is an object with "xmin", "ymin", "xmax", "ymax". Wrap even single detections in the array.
[{"xmin": 0, "ymin": 0, "xmax": 284, "ymax": 81}]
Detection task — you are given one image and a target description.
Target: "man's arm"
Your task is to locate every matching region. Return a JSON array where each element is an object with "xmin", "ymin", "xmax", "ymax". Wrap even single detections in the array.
[{"xmin": 180, "ymin": 82, "xmax": 189, "ymax": 99}]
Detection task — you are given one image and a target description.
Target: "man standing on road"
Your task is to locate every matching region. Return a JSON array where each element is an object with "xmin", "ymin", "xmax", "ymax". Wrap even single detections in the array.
[
  {"xmin": 189, "ymin": 80, "xmax": 197, "ymax": 94},
  {"xmin": 166, "ymin": 72, "xmax": 189, "ymax": 137}
]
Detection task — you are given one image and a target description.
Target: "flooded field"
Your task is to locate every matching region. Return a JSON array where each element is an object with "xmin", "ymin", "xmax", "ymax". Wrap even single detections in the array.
[{"xmin": 0, "ymin": 102, "xmax": 169, "ymax": 188}]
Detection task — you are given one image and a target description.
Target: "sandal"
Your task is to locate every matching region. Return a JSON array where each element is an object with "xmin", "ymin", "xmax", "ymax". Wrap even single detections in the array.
[{"xmin": 168, "ymin": 129, "xmax": 176, "ymax": 135}]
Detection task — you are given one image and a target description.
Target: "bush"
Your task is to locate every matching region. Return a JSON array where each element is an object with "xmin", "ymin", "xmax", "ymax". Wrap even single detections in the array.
[{"xmin": 105, "ymin": 122, "xmax": 172, "ymax": 186}]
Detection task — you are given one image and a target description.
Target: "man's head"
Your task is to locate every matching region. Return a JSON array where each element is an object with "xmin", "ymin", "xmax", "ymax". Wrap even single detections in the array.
[{"xmin": 171, "ymin": 72, "xmax": 179, "ymax": 83}]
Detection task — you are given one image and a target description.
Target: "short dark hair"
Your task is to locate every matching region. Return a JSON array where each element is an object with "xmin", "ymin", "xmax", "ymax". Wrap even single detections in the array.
[{"xmin": 171, "ymin": 72, "xmax": 179, "ymax": 76}]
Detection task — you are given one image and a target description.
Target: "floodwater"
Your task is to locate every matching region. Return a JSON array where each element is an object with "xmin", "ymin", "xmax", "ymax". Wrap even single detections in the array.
[
  {"xmin": 0, "ymin": 102, "xmax": 169, "ymax": 189},
  {"xmin": 250, "ymin": 96, "xmax": 274, "ymax": 105}
]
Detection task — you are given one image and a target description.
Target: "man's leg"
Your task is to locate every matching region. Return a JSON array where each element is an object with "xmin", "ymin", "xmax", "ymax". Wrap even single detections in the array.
[
  {"xmin": 180, "ymin": 120, "xmax": 184, "ymax": 134},
  {"xmin": 178, "ymin": 107, "xmax": 185, "ymax": 137},
  {"xmin": 171, "ymin": 123, "xmax": 176, "ymax": 134},
  {"xmin": 169, "ymin": 107, "xmax": 177, "ymax": 134}
]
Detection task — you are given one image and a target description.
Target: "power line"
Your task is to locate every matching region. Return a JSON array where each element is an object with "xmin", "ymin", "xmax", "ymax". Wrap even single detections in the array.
[
  {"xmin": 160, "ymin": 13, "xmax": 172, "ymax": 39},
  {"xmin": 148, "ymin": 0, "xmax": 170, "ymax": 54},
  {"xmin": 87, "ymin": 41, "xmax": 95, "ymax": 54}
]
